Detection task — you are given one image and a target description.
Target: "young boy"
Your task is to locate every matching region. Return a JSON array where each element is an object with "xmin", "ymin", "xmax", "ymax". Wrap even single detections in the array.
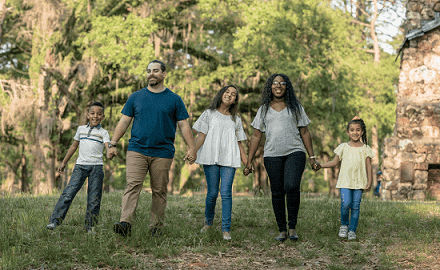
[{"xmin": 47, "ymin": 102, "xmax": 111, "ymax": 233}]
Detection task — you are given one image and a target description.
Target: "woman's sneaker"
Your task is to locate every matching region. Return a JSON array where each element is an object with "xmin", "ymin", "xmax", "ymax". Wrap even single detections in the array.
[
  {"xmin": 347, "ymin": 231, "xmax": 356, "ymax": 240},
  {"xmin": 338, "ymin": 225, "xmax": 348, "ymax": 238}
]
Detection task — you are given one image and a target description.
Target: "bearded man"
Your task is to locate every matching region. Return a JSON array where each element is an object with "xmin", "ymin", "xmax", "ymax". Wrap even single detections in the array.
[{"xmin": 108, "ymin": 60, "xmax": 196, "ymax": 237}]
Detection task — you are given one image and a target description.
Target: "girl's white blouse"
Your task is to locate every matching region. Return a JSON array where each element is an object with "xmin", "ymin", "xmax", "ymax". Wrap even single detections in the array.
[{"xmin": 193, "ymin": 110, "xmax": 247, "ymax": 168}]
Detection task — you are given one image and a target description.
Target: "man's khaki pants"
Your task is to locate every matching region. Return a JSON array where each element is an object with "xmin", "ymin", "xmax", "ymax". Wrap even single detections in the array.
[{"xmin": 120, "ymin": 151, "xmax": 173, "ymax": 229}]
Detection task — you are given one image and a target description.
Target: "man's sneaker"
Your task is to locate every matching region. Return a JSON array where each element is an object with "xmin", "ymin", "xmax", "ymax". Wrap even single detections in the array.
[
  {"xmin": 113, "ymin": 222, "xmax": 131, "ymax": 237},
  {"xmin": 151, "ymin": 228, "xmax": 162, "ymax": 237},
  {"xmin": 348, "ymin": 231, "xmax": 356, "ymax": 240},
  {"xmin": 87, "ymin": 227, "xmax": 96, "ymax": 234},
  {"xmin": 338, "ymin": 225, "xmax": 348, "ymax": 238},
  {"xmin": 47, "ymin": 223, "xmax": 57, "ymax": 230}
]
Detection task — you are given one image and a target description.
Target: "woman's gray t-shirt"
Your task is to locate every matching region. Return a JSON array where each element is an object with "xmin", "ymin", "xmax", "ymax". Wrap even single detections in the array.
[{"xmin": 251, "ymin": 105, "xmax": 311, "ymax": 157}]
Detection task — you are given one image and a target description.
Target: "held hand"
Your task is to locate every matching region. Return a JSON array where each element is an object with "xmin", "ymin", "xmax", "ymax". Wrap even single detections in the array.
[
  {"xmin": 107, "ymin": 147, "xmax": 118, "ymax": 160},
  {"xmin": 309, "ymin": 158, "xmax": 320, "ymax": 171},
  {"xmin": 184, "ymin": 148, "xmax": 197, "ymax": 165},
  {"xmin": 313, "ymin": 161, "xmax": 321, "ymax": 171},
  {"xmin": 57, "ymin": 163, "xmax": 66, "ymax": 175},
  {"xmin": 243, "ymin": 167, "xmax": 253, "ymax": 176}
]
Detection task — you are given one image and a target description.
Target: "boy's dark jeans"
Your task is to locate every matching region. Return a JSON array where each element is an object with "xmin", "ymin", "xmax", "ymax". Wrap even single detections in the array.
[{"xmin": 49, "ymin": 164, "xmax": 104, "ymax": 230}]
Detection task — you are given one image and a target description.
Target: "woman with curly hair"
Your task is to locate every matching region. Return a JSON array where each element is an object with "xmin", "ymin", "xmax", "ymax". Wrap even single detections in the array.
[{"xmin": 245, "ymin": 74, "xmax": 319, "ymax": 242}]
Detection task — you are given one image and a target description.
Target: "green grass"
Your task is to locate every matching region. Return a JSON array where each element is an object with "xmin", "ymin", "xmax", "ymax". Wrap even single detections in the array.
[{"xmin": 1, "ymin": 191, "xmax": 440, "ymax": 269}]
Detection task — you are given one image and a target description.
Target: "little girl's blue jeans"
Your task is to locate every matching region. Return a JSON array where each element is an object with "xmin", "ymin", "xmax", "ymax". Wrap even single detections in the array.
[
  {"xmin": 340, "ymin": 188, "xmax": 363, "ymax": 232},
  {"xmin": 203, "ymin": 165, "xmax": 236, "ymax": 232}
]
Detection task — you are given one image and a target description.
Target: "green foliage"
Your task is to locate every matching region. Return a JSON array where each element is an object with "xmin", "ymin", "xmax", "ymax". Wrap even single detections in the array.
[
  {"xmin": 0, "ymin": 0, "xmax": 400, "ymax": 193},
  {"xmin": 81, "ymin": 13, "xmax": 157, "ymax": 76}
]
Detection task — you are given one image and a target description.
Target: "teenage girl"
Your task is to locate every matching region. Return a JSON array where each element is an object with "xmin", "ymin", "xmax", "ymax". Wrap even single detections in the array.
[
  {"xmin": 317, "ymin": 116, "xmax": 374, "ymax": 240},
  {"xmin": 193, "ymin": 85, "xmax": 247, "ymax": 240},
  {"xmin": 245, "ymin": 74, "xmax": 319, "ymax": 242}
]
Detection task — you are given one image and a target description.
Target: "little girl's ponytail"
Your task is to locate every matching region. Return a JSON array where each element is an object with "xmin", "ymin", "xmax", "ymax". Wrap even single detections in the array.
[{"xmin": 347, "ymin": 116, "xmax": 368, "ymax": 145}]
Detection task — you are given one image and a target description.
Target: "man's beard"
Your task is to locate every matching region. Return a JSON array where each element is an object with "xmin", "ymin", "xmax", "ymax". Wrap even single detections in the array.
[{"xmin": 148, "ymin": 77, "xmax": 162, "ymax": 86}]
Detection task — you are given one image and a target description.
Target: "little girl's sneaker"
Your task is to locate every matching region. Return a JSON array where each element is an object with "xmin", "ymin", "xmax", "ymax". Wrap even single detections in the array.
[
  {"xmin": 338, "ymin": 225, "xmax": 348, "ymax": 238},
  {"xmin": 347, "ymin": 231, "xmax": 356, "ymax": 240}
]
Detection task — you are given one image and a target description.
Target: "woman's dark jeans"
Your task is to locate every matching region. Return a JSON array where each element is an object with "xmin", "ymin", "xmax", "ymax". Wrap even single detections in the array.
[
  {"xmin": 49, "ymin": 164, "xmax": 104, "ymax": 230},
  {"xmin": 264, "ymin": 151, "xmax": 306, "ymax": 232}
]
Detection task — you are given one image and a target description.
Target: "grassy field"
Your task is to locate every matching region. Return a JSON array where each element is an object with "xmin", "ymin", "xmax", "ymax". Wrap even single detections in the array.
[{"xmin": 1, "ymin": 191, "xmax": 439, "ymax": 269}]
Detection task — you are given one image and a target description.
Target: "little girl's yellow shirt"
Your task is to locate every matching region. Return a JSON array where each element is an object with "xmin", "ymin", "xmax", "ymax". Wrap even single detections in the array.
[{"xmin": 334, "ymin": 143, "xmax": 375, "ymax": 190}]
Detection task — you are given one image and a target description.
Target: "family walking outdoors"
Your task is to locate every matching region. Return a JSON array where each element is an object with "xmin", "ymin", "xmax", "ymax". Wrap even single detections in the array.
[{"xmin": 46, "ymin": 60, "xmax": 374, "ymax": 242}]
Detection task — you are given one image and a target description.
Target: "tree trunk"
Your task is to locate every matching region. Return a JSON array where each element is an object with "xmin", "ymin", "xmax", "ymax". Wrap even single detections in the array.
[
  {"xmin": 371, "ymin": 124, "xmax": 380, "ymax": 188},
  {"xmin": 0, "ymin": 0, "xmax": 8, "ymax": 44},
  {"xmin": 30, "ymin": 0, "xmax": 64, "ymax": 194},
  {"xmin": 370, "ymin": 0, "xmax": 380, "ymax": 63},
  {"xmin": 329, "ymin": 166, "xmax": 340, "ymax": 197}
]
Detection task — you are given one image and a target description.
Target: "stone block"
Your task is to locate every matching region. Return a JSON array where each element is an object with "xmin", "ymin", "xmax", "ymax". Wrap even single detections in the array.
[
  {"xmin": 414, "ymin": 162, "xmax": 429, "ymax": 170},
  {"xmin": 398, "ymin": 183, "xmax": 413, "ymax": 195},
  {"xmin": 397, "ymin": 117, "xmax": 410, "ymax": 127},
  {"xmin": 408, "ymin": 190, "xmax": 426, "ymax": 200},
  {"xmin": 409, "ymin": 66, "xmax": 437, "ymax": 84},
  {"xmin": 408, "ymin": 1, "xmax": 421, "ymax": 11},
  {"xmin": 410, "ymin": 39, "xmax": 418, "ymax": 48},
  {"xmin": 400, "ymin": 162, "xmax": 415, "ymax": 183},
  {"xmin": 426, "ymin": 153, "xmax": 440, "ymax": 163},
  {"xmin": 382, "ymin": 153, "xmax": 402, "ymax": 170},
  {"xmin": 421, "ymin": 8, "xmax": 435, "ymax": 20},
  {"xmin": 383, "ymin": 169, "xmax": 400, "ymax": 182},
  {"xmin": 419, "ymin": 39, "xmax": 433, "ymax": 52},
  {"xmin": 413, "ymin": 183, "xmax": 428, "ymax": 189},
  {"xmin": 424, "ymin": 54, "xmax": 440, "ymax": 71},
  {"xmin": 415, "ymin": 154, "xmax": 427, "ymax": 163},
  {"xmin": 414, "ymin": 170, "xmax": 429, "ymax": 184},
  {"xmin": 393, "ymin": 193, "xmax": 408, "ymax": 200},
  {"xmin": 428, "ymin": 32, "xmax": 440, "ymax": 43},
  {"xmin": 433, "ymin": 40, "xmax": 440, "ymax": 54},
  {"xmin": 407, "ymin": 11, "xmax": 422, "ymax": 20},
  {"xmin": 412, "ymin": 127, "xmax": 424, "ymax": 137},
  {"xmin": 422, "ymin": 126, "xmax": 440, "ymax": 137},
  {"xmin": 435, "ymin": 2, "xmax": 440, "ymax": 11},
  {"xmin": 385, "ymin": 180, "xmax": 398, "ymax": 190}
]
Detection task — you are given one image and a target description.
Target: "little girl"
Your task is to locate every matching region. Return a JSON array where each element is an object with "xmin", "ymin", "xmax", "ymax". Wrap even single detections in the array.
[
  {"xmin": 317, "ymin": 116, "xmax": 374, "ymax": 240},
  {"xmin": 192, "ymin": 85, "xmax": 247, "ymax": 240}
]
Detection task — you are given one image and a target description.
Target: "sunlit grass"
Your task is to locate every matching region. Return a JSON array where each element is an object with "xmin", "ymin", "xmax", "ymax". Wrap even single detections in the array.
[{"xmin": 1, "ymin": 191, "xmax": 439, "ymax": 269}]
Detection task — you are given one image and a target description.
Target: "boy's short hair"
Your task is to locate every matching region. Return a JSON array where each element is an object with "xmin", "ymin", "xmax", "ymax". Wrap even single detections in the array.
[{"xmin": 90, "ymin": 102, "xmax": 104, "ymax": 111}]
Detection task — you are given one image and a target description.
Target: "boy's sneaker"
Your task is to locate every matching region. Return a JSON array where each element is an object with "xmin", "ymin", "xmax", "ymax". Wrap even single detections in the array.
[
  {"xmin": 113, "ymin": 221, "xmax": 131, "ymax": 237},
  {"xmin": 47, "ymin": 223, "xmax": 57, "ymax": 230},
  {"xmin": 338, "ymin": 225, "xmax": 348, "ymax": 238},
  {"xmin": 348, "ymin": 231, "xmax": 356, "ymax": 240},
  {"xmin": 87, "ymin": 227, "xmax": 96, "ymax": 234}
]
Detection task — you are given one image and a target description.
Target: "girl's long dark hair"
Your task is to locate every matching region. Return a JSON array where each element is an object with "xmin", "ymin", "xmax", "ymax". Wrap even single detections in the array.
[
  {"xmin": 347, "ymin": 118, "xmax": 368, "ymax": 145},
  {"xmin": 208, "ymin": 85, "xmax": 239, "ymax": 121},
  {"xmin": 261, "ymin": 74, "xmax": 301, "ymax": 120}
]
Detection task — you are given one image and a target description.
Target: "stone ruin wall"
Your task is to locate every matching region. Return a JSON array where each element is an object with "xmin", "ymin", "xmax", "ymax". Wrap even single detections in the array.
[{"xmin": 381, "ymin": 0, "xmax": 440, "ymax": 200}]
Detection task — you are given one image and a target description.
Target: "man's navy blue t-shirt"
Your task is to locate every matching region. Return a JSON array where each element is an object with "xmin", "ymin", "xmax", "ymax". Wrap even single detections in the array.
[{"xmin": 121, "ymin": 87, "xmax": 189, "ymax": 158}]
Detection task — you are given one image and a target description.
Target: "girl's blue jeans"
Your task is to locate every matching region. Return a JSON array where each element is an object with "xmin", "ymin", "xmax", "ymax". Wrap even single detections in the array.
[
  {"xmin": 203, "ymin": 165, "xmax": 236, "ymax": 232},
  {"xmin": 49, "ymin": 164, "xmax": 104, "ymax": 230},
  {"xmin": 340, "ymin": 188, "xmax": 363, "ymax": 232}
]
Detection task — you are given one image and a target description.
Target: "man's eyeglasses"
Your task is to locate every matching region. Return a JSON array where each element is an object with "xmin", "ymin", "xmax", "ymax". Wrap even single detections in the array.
[{"xmin": 272, "ymin": 81, "xmax": 287, "ymax": 86}]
